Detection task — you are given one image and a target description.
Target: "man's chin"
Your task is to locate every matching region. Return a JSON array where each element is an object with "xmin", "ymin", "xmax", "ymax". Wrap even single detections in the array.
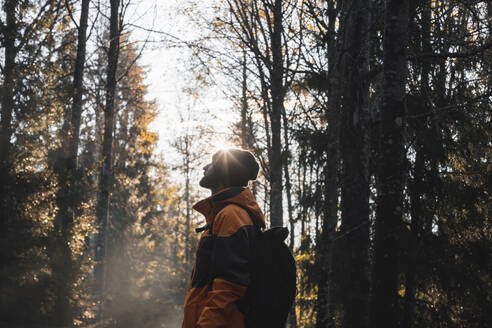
[{"xmin": 199, "ymin": 176, "xmax": 214, "ymax": 189}]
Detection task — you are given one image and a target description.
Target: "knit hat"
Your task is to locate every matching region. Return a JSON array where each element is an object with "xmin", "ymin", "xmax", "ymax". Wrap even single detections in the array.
[{"xmin": 212, "ymin": 148, "xmax": 259, "ymax": 187}]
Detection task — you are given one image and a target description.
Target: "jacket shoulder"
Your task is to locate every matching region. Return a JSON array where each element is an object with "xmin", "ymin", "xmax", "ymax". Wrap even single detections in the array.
[{"xmin": 213, "ymin": 204, "xmax": 254, "ymax": 237}]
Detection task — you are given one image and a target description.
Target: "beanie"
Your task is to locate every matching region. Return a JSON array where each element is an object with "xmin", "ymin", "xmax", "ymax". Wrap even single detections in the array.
[{"xmin": 212, "ymin": 148, "xmax": 260, "ymax": 187}]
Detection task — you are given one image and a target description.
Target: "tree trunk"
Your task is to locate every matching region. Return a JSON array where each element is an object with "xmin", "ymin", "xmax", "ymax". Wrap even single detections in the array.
[
  {"xmin": 240, "ymin": 49, "xmax": 249, "ymax": 149},
  {"xmin": 69, "ymin": 0, "xmax": 90, "ymax": 176},
  {"xmin": 0, "ymin": 0, "xmax": 16, "ymax": 187},
  {"xmin": 269, "ymin": 0, "xmax": 284, "ymax": 228},
  {"xmin": 50, "ymin": 1, "xmax": 90, "ymax": 325},
  {"xmin": 0, "ymin": 0, "xmax": 17, "ymax": 316},
  {"xmin": 300, "ymin": 164, "xmax": 307, "ymax": 238},
  {"xmin": 339, "ymin": 0, "xmax": 372, "ymax": 327},
  {"xmin": 315, "ymin": 0, "xmax": 340, "ymax": 326},
  {"xmin": 94, "ymin": 0, "xmax": 120, "ymax": 321},
  {"xmin": 282, "ymin": 99, "xmax": 296, "ymax": 327},
  {"xmin": 184, "ymin": 136, "xmax": 191, "ymax": 264},
  {"xmin": 370, "ymin": 0, "xmax": 409, "ymax": 327},
  {"xmin": 281, "ymin": 107, "xmax": 294, "ymax": 250}
]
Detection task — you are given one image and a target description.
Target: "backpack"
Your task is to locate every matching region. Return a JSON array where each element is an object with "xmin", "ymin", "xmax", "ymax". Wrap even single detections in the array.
[{"xmin": 224, "ymin": 204, "xmax": 297, "ymax": 328}]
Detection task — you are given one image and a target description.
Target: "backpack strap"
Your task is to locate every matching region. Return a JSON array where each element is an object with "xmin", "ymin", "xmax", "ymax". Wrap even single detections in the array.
[
  {"xmin": 195, "ymin": 224, "xmax": 209, "ymax": 233},
  {"xmin": 222, "ymin": 202, "xmax": 264, "ymax": 232}
]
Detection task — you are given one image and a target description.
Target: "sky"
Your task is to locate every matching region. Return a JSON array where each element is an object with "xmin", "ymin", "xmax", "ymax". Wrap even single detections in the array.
[{"xmin": 127, "ymin": 0, "xmax": 238, "ymax": 168}]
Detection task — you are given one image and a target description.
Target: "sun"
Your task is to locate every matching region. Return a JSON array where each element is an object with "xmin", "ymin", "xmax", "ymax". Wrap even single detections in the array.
[{"xmin": 210, "ymin": 138, "xmax": 237, "ymax": 153}]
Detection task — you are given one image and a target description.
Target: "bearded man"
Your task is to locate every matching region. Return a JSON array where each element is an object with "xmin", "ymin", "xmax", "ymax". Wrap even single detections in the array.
[{"xmin": 182, "ymin": 148, "xmax": 265, "ymax": 328}]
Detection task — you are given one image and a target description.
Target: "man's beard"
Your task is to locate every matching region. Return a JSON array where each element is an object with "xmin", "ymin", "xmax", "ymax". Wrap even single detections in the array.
[{"xmin": 199, "ymin": 170, "xmax": 220, "ymax": 189}]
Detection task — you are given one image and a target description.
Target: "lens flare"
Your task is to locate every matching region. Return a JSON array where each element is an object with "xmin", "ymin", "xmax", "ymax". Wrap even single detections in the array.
[{"xmin": 210, "ymin": 138, "xmax": 236, "ymax": 153}]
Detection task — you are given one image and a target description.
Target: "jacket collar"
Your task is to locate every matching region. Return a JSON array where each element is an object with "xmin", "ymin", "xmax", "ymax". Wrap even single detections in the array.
[
  {"xmin": 192, "ymin": 187, "xmax": 245, "ymax": 223},
  {"xmin": 193, "ymin": 186, "xmax": 266, "ymax": 228}
]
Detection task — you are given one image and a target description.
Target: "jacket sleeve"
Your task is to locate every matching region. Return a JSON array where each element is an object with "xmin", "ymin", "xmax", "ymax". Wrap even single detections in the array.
[{"xmin": 197, "ymin": 206, "xmax": 255, "ymax": 327}]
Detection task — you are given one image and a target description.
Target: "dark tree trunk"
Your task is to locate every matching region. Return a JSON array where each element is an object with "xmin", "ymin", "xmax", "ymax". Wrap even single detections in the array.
[
  {"xmin": 69, "ymin": 0, "xmax": 90, "ymax": 174},
  {"xmin": 315, "ymin": 1, "xmax": 340, "ymax": 326},
  {"xmin": 339, "ymin": 0, "xmax": 372, "ymax": 327},
  {"xmin": 282, "ymin": 101, "xmax": 296, "ymax": 327},
  {"xmin": 370, "ymin": 0, "xmax": 409, "ymax": 327},
  {"xmin": 0, "ymin": 0, "xmax": 16, "ymax": 236},
  {"xmin": 0, "ymin": 0, "xmax": 17, "ymax": 316},
  {"xmin": 269, "ymin": 0, "xmax": 284, "ymax": 228},
  {"xmin": 51, "ymin": 1, "xmax": 90, "ymax": 324},
  {"xmin": 240, "ymin": 49, "xmax": 249, "ymax": 149},
  {"xmin": 94, "ymin": 0, "xmax": 120, "ymax": 321},
  {"xmin": 0, "ymin": 0, "xmax": 16, "ymax": 184},
  {"xmin": 281, "ymin": 107, "xmax": 294, "ymax": 250},
  {"xmin": 315, "ymin": 133, "xmax": 339, "ymax": 328},
  {"xmin": 184, "ymin": 137, "xmax": 191, "ymax": 264}
]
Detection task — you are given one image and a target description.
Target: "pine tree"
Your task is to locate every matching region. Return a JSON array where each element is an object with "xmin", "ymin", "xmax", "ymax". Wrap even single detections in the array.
[
  {"xmin": 339, "ymin": 0, "xmax": 372, "ymax": 326},
  {"xmin": 371, "ymin": 1, "xmax": 409, "ymax": 326}
]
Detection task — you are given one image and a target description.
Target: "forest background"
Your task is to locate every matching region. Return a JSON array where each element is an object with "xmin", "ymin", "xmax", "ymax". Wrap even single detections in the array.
[{"xmin": 0, "ymin": 0, "xmax": 490, "ymax": 327}]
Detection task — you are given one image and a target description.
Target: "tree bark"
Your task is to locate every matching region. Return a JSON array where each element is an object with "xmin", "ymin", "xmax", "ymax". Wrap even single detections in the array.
[
  {"xmin": 0, "ymin": 0, "xmax": 16, "ymax": 185},
  {"xmin": 281, "ymin": 107, "xmax": 294, "ymax": 250},
  {"xmin": 0, "ymin": 0, "xmax": 17, "ymax": 316},
  {"xmin": 370, "ymin": 0, "xmax": 409, "ymax": 327},
  {"xmin": 94, "ymin": 0, "xmax": 120, "ymax": 321},
  {"xmin": 339, "ymin": 0, "xmax": 372, "ymax": 327},
  {"xmin": 268, "ymin": 0, "xmax": 284, "ymax": 228},
  {"xmin": 315, "ymin": 1, "xmax": 340, "ymax": 326}
]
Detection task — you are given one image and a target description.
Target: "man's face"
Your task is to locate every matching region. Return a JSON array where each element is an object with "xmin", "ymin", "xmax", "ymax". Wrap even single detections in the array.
[{"xmin": 199, "ymin": 163, "xmax": 220, "ymax": 189}]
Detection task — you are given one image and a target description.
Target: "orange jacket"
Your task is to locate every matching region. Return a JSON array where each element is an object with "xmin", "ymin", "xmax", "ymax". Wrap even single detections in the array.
[{"xmin": 182, "ymin": 187, "xmax": 265, "ymax": 328}]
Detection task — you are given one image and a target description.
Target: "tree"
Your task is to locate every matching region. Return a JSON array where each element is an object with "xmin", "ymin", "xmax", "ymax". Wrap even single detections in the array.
[
  {"xmin": 51, "ymin": 1, "xmax": 90, "ymax": 324},
  {"xmin": 1, "ymin": 0, "xmax": 489, "ymax": 326},
  {"xmin": 338, "ymin": 0, "xmax": 372, "ymax": 326},
  {"xmin": 0, "ymin": 0, "xmax": 16, "ymax": 215},
  {"xmin": 0, "ymin": 0, "xmax": 58, "ymax": 231},
  {"xmin": 370, "ymin": 0, "xmax": 409, "ymax": 326},
  {"xmin": 171, "ymin": 107, "xmax": 207, "ymax": 265},
  {"xmin": 94, "ymin": 0, "xmax": 121, "ymax": 321},
  {"xmin": 225, "ymin": 0, "xmax": 296, "ymax": 227}
]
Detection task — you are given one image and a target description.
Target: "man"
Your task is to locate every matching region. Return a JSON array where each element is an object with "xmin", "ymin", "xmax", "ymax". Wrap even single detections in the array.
[{"xmin": 182, "ymin": 148, "xmax": 265, "ymax": 328}]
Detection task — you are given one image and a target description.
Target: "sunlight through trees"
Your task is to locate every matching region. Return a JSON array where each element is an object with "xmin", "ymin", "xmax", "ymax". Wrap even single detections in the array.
[{"xmin": 0, "ymin": 0, "xmax": 490, "ymax": 327}]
